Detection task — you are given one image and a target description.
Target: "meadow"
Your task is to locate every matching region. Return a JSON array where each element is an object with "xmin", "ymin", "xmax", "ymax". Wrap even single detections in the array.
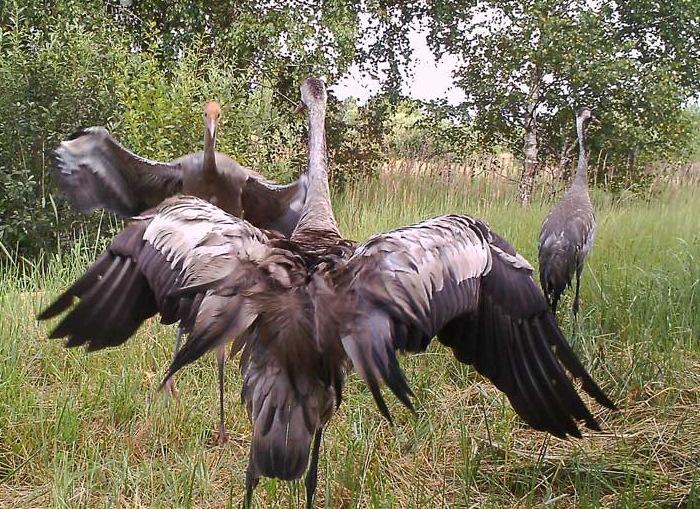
[{"xmin": 1, "ymin": 173, "xmax": 699, "ymax": 508}]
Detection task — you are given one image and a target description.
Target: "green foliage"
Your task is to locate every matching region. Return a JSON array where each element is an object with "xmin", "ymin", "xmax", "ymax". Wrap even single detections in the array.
[
  {"xmin": 326, "ymin": 94, "xmax": 393, "ymax": 189},
  {"xmin": 113, "ymin": 0, "xmax": 361, "ymax": 101},
  {"xmin": 2, "ymin": 0, "xmax": 698, "ymax": 257},
  {"xmin": 673, "ymin": 106, "xmax": 700, "ymax": 163},
  {"xmin": 387, "ymin": 100, "xmax": 478, "ymax": 161},
  {"xmin": 0, "ymin": 0, "xmax": 376, "ymax": 259},
  {"xmin": 109, "ymin": 38, "xmax": 307, "ymax": 183},
  {"xmin": 365, "ymin": 0, "xmax": 700, "ymax": 179},
  {"xmin": 0, "ymin": 1, "xmax": 126, "ymax": 259}
]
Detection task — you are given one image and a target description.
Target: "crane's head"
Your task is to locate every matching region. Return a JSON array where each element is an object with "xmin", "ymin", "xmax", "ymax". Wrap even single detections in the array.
[
  {"xmin": 296, "ymin": 77, "xmax": 327, "ymax": 114},
  {"xmin": 576, "ymin": 107, "xmax": 595, "ymax": 124},
  {"xmin": 203, "ymin": 101, "xmax": 221, "ymax": 140}
]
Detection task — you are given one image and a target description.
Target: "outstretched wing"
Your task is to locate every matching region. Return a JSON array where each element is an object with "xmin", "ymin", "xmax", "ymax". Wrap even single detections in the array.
[
  {"xmin": 38, "ymin": 196, "xmax": 270, "ymax": 355},
  {"xmin": 340, "ymin": 214, "xmax": 616, "ymax": 438},
  {"xmin": 241, "ymin": 174, "xmax": 308, "ymax": 237},
  {"xmin": 211, "ymin": 155, "xmax": 309, "ymax": 237},
  {"xmin": 52, "ymin": 127, "xmax": 184, "ymax": 216}
]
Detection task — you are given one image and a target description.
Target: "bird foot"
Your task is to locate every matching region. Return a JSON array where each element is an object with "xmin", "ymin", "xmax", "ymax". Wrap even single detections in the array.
[
  {"xmin": 162, "ymin": 378, "xmax": 180, "ymax": 401},
  {"xmin": 213, "ymin": 426, "xmax": 229, "ymax": 446}
]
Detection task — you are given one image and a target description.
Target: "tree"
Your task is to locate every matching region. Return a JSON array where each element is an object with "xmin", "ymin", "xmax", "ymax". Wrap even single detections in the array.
[
  {"xmin": 0, "ymin": 0, "xmax": 369, "ymax": 258},
  {"xmin": 364, "ymin": 0, "xmax": 700, "ymax": 201},
  {"xmin": 111, "ymin": 0, "xmax": 361, "ymax": 103}
]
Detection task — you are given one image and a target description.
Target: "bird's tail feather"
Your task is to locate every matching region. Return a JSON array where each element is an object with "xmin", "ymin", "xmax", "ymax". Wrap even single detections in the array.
[{"xmin": 246, "ymin": 368, "xmax": 317, "ymax": 480}]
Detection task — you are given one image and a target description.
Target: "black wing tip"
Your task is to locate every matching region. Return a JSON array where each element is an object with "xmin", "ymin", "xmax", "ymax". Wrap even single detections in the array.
[
  {"xmin": 554, "ymin": 427, "xmax": 581, "ymax": 440},
  {"xmin": 373, "ymin": 346, "xmax": 416, "ymax": 415},
  {"xmin": 387, "ymin": 377, "xmax": 415, "ymax": 414},
  {"xmin": 537, "ymin": 421, "xmax": 585, "ymax": 440},
  {"xmin": 64, "ymin": 335, "xmax": 86, "ymax": 348},
  {"xmin": 591, "ymin": 389, "xmax": 619, "ymax": 412},
  {"xmin": 366, "ymin": 375, "xmax": 394, "ymax": 425},
  {"xmin": 376, "ymin": 396, "xmax": 395, "ymax": 425},
  {"xmin": 555, "ymin": 412, "xmax": 610, "ymax": 439},
  {"xmin": 540, "ymin": 312, "xmax": 619, "ymax": 413},
  {"xmin": 162, "ymin": 339, "xmax": 202, "ymax": 389},
  {"xmin": 509, "ymin": 311, "xmax": 616, "ymax": 441},
  {"xmin": 48, "ymin": 328, "xmax": 69, "ymax": 340},
  {"xmin": 85, "ymin": 340, "xmax": 115, "ymax": 353},
  {"xmin": 159, "ymin": 372, "xmax": 175, "ymax": 392},
  {"xmin": 37, "ymin": 293, "xmax": 75, "ymax": 321},
  {"xmin": 578, "ymin": 370, "xmax": 619, "ymax": 413},
  {"xmin": 37, "ymin": 309, "xmax": 56, "ymax": 322},
  {"xmin": 381, "ymin": 408, "xmax": 394, "ymax": 426},
  {"xmin": 585, "ymin": 419, "xmax": 602, "ymax": 433}
]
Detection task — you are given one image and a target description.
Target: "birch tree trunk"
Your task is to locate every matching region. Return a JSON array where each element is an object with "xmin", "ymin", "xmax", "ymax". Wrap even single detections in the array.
[{"xmin": 518, "ymin": 70, "xmax": 540, "ymax": 205}]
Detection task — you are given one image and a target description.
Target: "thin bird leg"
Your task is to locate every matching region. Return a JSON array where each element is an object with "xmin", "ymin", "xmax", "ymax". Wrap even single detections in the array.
[
  {"xmin": 243, "ymin": 465, "xmax": 259, "ymax": 509},
  {"xmin": 305, "ymin": 428, "xmax": 323, "ymax": 509},
  {"xmin": 551, "ymin": 293, "xmax": 560, "ymax": 315},
  {"xmin": 572, "ymin": 266, "xmax": 583, "ymax": 318},
  {"xmin": 163, "ymin": 327, "xmax": 184, "ymax": 399},
  {"xmin": 215, "ymin": 344, "xmax": 229, "ymax": 445}
]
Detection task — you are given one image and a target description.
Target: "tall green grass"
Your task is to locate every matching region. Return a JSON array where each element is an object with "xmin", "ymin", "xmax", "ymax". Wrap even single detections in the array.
[{"xmin": 1, "ymin": 175, "xmax": 698, "ymax": 508}]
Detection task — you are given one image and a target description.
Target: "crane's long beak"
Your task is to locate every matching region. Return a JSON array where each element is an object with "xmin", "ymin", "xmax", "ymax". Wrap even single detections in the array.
[{"xmin": 207, "ymin": 118, "xmax": 217, "ymax": 139}]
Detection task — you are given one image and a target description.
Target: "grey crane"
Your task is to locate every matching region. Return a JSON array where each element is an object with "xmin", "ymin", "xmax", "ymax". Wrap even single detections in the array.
[
  {"xmin": 539, "ymin": 107, "xmax": 596, "ymax": 316},
  {"xmin": 51, "ymin": 100, "xmax": 308, "ymax": 444},
  {"xmin": 52, "ymin": 101, "xmax": 308, "ymax": 235},
  {"xmin": 39, "ymin": 81, "xmax": 616, "ymax": 508}
]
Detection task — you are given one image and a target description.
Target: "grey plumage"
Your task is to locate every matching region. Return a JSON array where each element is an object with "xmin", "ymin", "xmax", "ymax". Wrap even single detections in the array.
[
  {"xmin": 291, "ymin": 76, "xmax": 341, "ymax": 244},
  {"xmin": 51, "ymin": 101, "xmax": 308, "ymax": 444},
  {"xmin": 39, "ymin": 83, "xmax": 615, "ymax": 508},
  {"xmin": 539, "ymin": 107, "xmax": 596, "ymax": 316},
  {"xmin": 51, "ymin": 104, "xmax": 308, "ymax": 237}
]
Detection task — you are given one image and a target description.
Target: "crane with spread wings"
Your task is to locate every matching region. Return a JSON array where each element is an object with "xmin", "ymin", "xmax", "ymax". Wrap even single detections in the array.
[{"xmin": 40, "ymin": 78, "xmax": 616, "ymax": 509}]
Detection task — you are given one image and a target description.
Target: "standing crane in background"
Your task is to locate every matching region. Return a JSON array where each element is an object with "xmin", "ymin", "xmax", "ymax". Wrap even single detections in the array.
[{"xmin": 539, "ymin": 107, "xmax": 597, "ymax": 317}]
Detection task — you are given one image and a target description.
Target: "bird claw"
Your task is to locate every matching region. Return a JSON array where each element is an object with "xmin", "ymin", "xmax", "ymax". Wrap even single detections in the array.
[
  {"xmin": 213, "ymin": 426, "xmax": 229, "ymax": 446},
  {"xmin": 162, "ymin": 378, "xmax": 180, "ymax": 401}
]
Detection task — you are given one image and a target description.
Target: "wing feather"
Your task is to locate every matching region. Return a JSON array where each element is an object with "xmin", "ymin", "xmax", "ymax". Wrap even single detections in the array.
[
  {"xmin": 340, "ymin": 215, "xmax": 616, "ymax": 438},
  {"xmin": 38, "ymin": 196, "xmax": 271, "ymax": 358},
  {"xmin": 52, "ymin": 127, "xmax": 183, "ymax": 216}
]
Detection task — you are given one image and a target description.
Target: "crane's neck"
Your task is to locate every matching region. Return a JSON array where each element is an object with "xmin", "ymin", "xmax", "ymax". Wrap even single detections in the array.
[
  {"xmin": 291, "ymin": 103, "xmax": 341, "ymax": 242},
  {"xmin": 573, "ymin": 115, "xmax": 589, "ymax": 186},
  {"xmin": 203, "ymin": 127, "xmax": 217, "ymax": 176}
]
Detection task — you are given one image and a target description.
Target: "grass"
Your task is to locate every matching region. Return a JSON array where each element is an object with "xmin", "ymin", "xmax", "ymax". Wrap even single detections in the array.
[{"xmin": 1, "ymin": 174, "xmax": 699, "ymax": 508}]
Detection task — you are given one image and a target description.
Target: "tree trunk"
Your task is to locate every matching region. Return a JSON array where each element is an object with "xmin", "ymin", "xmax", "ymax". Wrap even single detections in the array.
[
  {"xmin": 518, "ymin": 116, "xmax": 538, "ymax": 204},
  {"xmin": 518, "ymin": 70, "xmax": 540, "ymax": 205}
]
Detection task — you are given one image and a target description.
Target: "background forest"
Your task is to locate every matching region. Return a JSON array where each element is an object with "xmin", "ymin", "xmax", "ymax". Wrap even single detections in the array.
[{"xmin": 1, "ymin": 0, "xmax": 699, "ymax": 259}]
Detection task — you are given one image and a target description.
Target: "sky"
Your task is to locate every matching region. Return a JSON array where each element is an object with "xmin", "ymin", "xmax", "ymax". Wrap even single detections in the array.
[{"xmin": 330, "ymin": 26, "xmax": 466, "ymax": 106}]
